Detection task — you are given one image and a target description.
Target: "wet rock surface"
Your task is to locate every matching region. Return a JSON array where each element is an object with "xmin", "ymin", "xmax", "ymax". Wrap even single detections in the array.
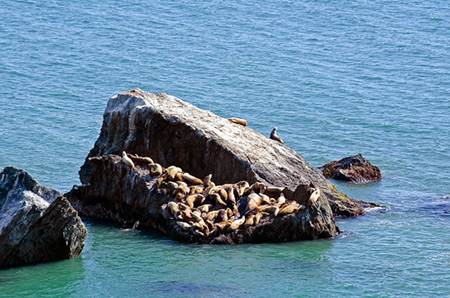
[
  {"xmin": 0, "ymin": 167, "xmax": 87, "ymax": 268},
  {"xmin": 68, "ymin": 154, "xmax": 338, "ymax": 244},
  {"xmin": 82, "ymin": 89, "xmax": 377, "ymax": 217},
  {"xmin": 320, "ymin": 154, "xmax": 382, "ymax": 184}
]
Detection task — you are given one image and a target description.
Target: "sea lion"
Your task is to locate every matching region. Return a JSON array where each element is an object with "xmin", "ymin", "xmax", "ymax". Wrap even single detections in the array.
[
  {"xmin": 277, "ymin": 194, "xmax": 286, "ymax": 205},
  {"xmin": 250, "ymin": 182, "xmax": 266, "ymax": 194},
  {"xmin": 190, "ymin": 185, "xmax": 204, "ymax": 195},
  {"xmin": 178, "ymin": 202, "xmax": 190, "ymax": 211},
  {"xmin": 191, "ymin": 210, "xmax": 203, "ymax": 222},
  {"xmin": 308, "ymin": 187, "xmax": 321, "ymax": 206},
  {"xmin": 175, "ymin": 172, "xmax": 184, "ymax": 181},
  {"xmin": 244, "ymin": 214, "xmax": 255, "ymax": 225},
  {"xmin": 228, "ymin": 117, "xmax": 248, "ymax": 126},
  {"xmin": 269, "ymin": 127, "xmax": 284, "ymax": 143},
  {"xmin": 208, "ymin": 186, "xmax": 221, "ymax": 195},
  {"xmin": 207, "ymin": 210, "xmax": 220, "ymax": 221},
  {"xmin": 278, "ymin": 202, "xmax": 299, "ymax": 216},
  {"xmin": 217, "ymin": 209, "xmax": 228, "ymax": 222},
  {"xmin": 203, "ymin": 174, "xmax": 213, "ymax": 187},
  {"xmin": 167, "ymin": 202, "xmax": 179, "ymax": 217},
  {"xmin": 227, "ymin": 188, "xmax": 237, "ymax": 205},
  {"xmin": 177, "ymin": 221, "xmax": 191, "ymax": 230},
  {"xmin": 232, "ymin": 204, "xmax": 239, "ymax": 217},
  {"xmin": 183, "ymin": 173, "xmax": 203, "ymax": 185},
  {"xmin": 122, "ymin": 151, "xmax": 135, "ymax": 169},
  {"xmin": 264, "ymin": 186, "xmax": 284, "ymax": 198},
  {"xmin": 166, "ymin": 166, "xmax": 182, "ymax": 180},
  {"xmin": 214, "ymin": 221, "xmax": 229, "ymax": 231},
  {"xmin": 254, "ymin": 212, "xmax": 262, "ymax": 225},
  {"xmin": 247, "ymin": 193, "xmax": 263, "ymax": 211},
  {"xmin": 226, "ymin": 208, "xmax": 234, "ymax": 219},
  {"xmin": 161, "ymin": 204, "xmax": 171, "ymax": 219},
  {"xmin": 235, "ymin": 181, "xmax": 250, "ymax": 196},
  {"xmin": 149, "ymin": 163, "xmax": 163, "ymax": 176},
  {"xmin": 198, "ymin": 204, "xmax": 212, "ymax": 213},
  {"xmin": 181, "ymin": 209, "xmax": 192, "ymax": 220},
  {"xmin": 186, "ymin": 194, "xmax": 204, "ymax": 208},
  {"xmin": 175, "ymin": 192, "xmax": 185, "ymax": 201},
  {"xmin": 219, "ymin": 188, "xmax": 228, "ymax": 201},
  {"xmin": 128, "ymin": 154, "xmax": 154, "ymax": 165},
  {"xmin": 260, "ymin": 193, "xmax": 271, "ymax": 205},
  {"xmin": 211, "ymin": 193, "xmax": 227, "ymax": 207},
  {"xmin": 229, "ymin": 216, "xmax": 246, "ymax": 230},
  {"xmin": 176, "ymin": 181, "xmax": 190, "ymax": 195},
  {"xmin": 205, "ymin": 219, "xmax": 215, "ymax": 230},
  {"xmin": 165, "ymin": 181, "xmax": 179, "ymax": 194},
  {"xmin": 193, "ymin": 230, "xmax": 205, "ymax": 237},
  {"xmin": 259, "ymin": 205, "xmax": 279, "ymax": 216}
]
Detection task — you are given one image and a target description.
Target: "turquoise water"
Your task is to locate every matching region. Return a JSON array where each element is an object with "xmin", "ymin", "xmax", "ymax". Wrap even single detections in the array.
[{"xmin": 1, "ymin": 0, "xmax": 449, "ymax": 297}]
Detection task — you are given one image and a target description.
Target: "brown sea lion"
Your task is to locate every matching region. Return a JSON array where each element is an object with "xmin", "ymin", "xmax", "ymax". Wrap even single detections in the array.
[
  {"xmin": 228, "ymin": 117, "xmax": 248, "ymax": 126},
  {"xmin": 203, "ymin": 174, "xmax": 213, "ymax": 187},
  {"xmin": 235, "ymin": 181, "xmax": 250, "ymax": 196},
  {"xmin": 278, "ymin": 203, "xmax": 299, "ymax": 216},
  {"xmin": 308, "ymin": 187, "xmax": 321, "ymax": 206},
  {"xmin": 229, "ymin": 216, "xmax": 246, "ymax": 230},
  {"xmin": 122, "ymin": 151, "xmax": 135, "ymax": 169},
  {"xmin": 177, "ymin": 221, "xmax": 191, "ymax": 230},
  {"xmin": 183, "ymin": 173, "xmax": 203, "ymax": 185},
  {"xmin": 186, "ymin": 194, "xmax": 204, "ymax": 208},
  {"xmin": 166, "ymin": 166, "xmax": 182, "ymax": 180},
  {"xmin": 149, "ymin": 163, "xmax": 163, "ymax": 176}
]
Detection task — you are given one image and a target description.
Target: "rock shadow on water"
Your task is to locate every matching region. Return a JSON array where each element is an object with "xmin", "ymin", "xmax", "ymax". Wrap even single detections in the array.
[{"xmin": 418, "ymin": 195, "xmax": 450, "ymax": 218}]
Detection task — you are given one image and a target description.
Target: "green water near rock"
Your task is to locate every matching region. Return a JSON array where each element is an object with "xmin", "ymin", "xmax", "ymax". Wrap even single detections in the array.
[{"xmin": 1, "ymin": 0, "xmax": 449, "ymax": 296}]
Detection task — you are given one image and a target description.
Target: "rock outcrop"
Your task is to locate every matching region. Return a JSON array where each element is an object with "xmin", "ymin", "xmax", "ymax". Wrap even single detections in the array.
[
  {"xmin": 320, "ymin": 154, "xmax": 382, "ymax": 184},
  {"xmin": 80, "ymin": 89, "xmax": 376, "ymax": 217},
  {"xmin": 68, "ymin": 154, "xmax": 338, "ymax": 244},
  {"xmin": 0, "ymin": 167, "xmax": 87, "ymax": 268}
]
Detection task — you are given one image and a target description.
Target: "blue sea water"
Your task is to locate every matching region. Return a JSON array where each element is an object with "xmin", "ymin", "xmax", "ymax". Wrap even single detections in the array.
[{"xmin": 1, "ymin": 0, "xmax": 449, "ymax": 297}]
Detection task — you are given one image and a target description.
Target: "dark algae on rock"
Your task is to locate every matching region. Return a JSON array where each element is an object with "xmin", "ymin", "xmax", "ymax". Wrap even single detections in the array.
[
  {"xmin": 0, "ymin": 167, "xmax": 87, "ymax": 268},
  {"xmin": 321, "ymin": 154, "xmax": 382, "ymax": 184}
]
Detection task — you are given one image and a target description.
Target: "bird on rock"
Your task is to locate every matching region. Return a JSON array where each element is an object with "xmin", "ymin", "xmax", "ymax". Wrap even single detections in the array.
[{"xmin": 269, "ymin": 127, "xmax": 284, "ymax": 143}]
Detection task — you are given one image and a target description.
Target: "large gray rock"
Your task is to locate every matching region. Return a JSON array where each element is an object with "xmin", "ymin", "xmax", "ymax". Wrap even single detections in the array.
[
  {"xmin": 82, "ymin": 89, "xmax": 376, "ymax": 217},
  {"xmin": 0, "ymin": 167, "xmax": 87, "ymax": 268}
]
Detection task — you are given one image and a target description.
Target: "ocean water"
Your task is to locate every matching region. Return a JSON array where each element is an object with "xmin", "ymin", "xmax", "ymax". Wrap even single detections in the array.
[{"xmin": 0, "ymin": 0, "xmax": 449, "ymax": 297}]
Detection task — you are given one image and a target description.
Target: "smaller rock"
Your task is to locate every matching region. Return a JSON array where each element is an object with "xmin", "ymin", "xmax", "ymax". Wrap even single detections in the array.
[
  {"xmin": 0, "ymin": 167, "xmax": 87, "ymax": 268},
  {"xmin": 320, "ymin": 154, "xmax": 381, "ymax": 184}
]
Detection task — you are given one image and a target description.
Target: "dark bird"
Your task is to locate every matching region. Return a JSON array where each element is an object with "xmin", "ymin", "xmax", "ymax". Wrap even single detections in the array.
[{"xmin": 269, "ymin": 127, "xmax": 284, "ymax": 143}]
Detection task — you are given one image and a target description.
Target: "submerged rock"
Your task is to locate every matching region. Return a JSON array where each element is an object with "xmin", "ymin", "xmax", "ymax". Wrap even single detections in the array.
[
  {"xmin": 68, "ymin": 154, "xmax": 338, "ymax": 243},
  {"xmin": 81, "ymin": 89, "xmax": 376, "ymax": 217},
  {"xmin": 320, "ymin": 154, "xmax": 382, "ymax": 184},
  {"xmin": 0, "ymin": 167, "xmax": 87, "ymax": 268}
]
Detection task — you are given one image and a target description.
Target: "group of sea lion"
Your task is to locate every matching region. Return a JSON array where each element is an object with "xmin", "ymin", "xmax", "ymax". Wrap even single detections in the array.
[{"xmin": 121, "ymin": 151, "xmax": 321, "ymax": 240}]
